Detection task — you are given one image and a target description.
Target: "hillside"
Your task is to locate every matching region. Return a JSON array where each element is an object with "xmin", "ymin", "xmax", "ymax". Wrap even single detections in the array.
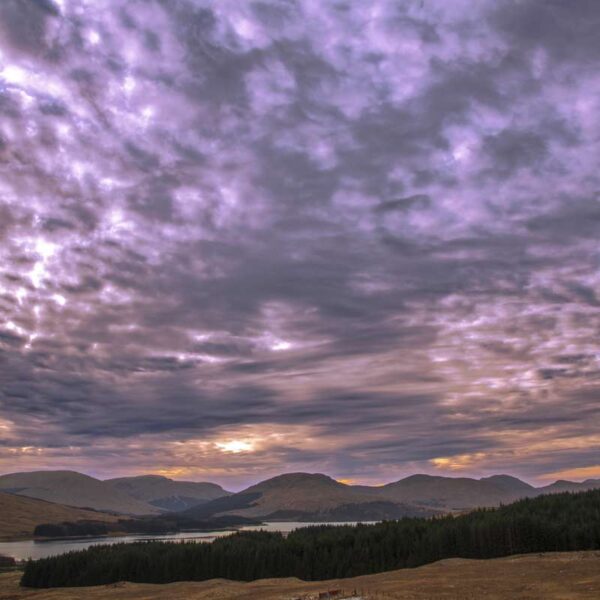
[
  {"xmin": 480, "ymin": 474, "xmax": 536, "ymax": 496},
  {"xmin": 4, "ymin": 552, "xmax": 599, "ymax": 599},
  {"xmin": 374, "ymin": 473, "xmax": 600, "ymax": 510},
  {"xmin": 234, "ymin": 473, "xmax": 380, "ymax": 516},
  {"xmin": 0, "ymin": 492, "xmax": 118, "ymax": 540},
  {"xmin": 377, "ymin": 473, "xmax": 522, "ymax": 510},
  {"xmin": 538, "ymin": 478, "xmax": 600, "ymax": 495},
  {"xmin": 186, "ymin": 473, "xmax": 436, "ymax": 520},
  {"xmin": 105, "ymin": 475, "xmax": 231, "ymax": 511},
  {"xmin": 186, "ymin": 471, "xmax": 600, "ymax": 520},
  {"xmin": 0, "ymin": 471, "xmax": 158, "ymax": 515}
]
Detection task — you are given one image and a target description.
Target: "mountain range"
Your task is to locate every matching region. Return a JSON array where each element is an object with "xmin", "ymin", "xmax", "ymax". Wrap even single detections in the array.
[
  {"xmin": 0, "ymin": 471, "xmax": 231, "ymax": 516},
  {"xmin": 1, "ymin": 470, "xmax": 599, "ymax": 528},
  {"xmin": 186, "ymin": 472, "xmax": 600, "ymax": 520}
]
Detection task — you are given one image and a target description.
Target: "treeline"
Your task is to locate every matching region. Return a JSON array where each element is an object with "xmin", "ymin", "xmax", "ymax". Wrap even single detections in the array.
[
  {"xmin": 34, "ymin": 521, "xmax": 110, "ymax": 537},
  {"xmin": 22, "ymin": 489, "xmax": 600, "ymax": 587},
  {"xmin": 0, "ymin": 554, "xmax": 16, "ymax": 569},
  {"xmin": 33, "ymin": 514, "xmax": 259, "ymax": 538}
]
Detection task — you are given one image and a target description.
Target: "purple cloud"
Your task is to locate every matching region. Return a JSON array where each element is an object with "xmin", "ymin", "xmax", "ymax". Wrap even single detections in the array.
[{"xmin": 0, "ymin": 0, "xmax": 599, "ymax": 488}]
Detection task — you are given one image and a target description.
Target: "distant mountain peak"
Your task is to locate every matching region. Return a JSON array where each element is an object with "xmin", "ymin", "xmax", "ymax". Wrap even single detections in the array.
[
  {"xmin": 480, "ymin": 474, "xmax": 534, "ymax": 492},
  {"xmin": 398, "ymin": 474, "xmax": 439, "ymax": 482},
  {"xmin": 104, "ymin": 474, "xmax": 231, "ymax": 512},
  {"xmin": 249, "ymin": 472, "xmax": 340, "ymax": 490},
  {"xmin": 107, "ymin": 474, "xmax": 172, "ymax": 483}
]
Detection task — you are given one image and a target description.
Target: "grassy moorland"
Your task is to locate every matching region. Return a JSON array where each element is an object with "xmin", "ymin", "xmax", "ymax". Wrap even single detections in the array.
[
  {"xmin": 2, "ymin": 552, "xmax": 598, "ymax": 599},
  {"xmin": 0, "ymin": 492, "xmax": 118, "ymax": 541},
  {"xmin": 21, "ymin": 489, "xmax": 600, "ymax": 588}
]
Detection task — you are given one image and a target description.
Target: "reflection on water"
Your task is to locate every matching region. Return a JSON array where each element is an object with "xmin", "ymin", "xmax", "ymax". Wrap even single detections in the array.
[{"xmin": 0, "ymin": 521, "xmax": 373, "ymax": 561}]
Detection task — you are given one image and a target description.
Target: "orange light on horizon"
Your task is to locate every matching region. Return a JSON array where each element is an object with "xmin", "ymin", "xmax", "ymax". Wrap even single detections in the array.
[{"xmin": 538, "ymin": 464, "xmax": 600, "ymax": 481}]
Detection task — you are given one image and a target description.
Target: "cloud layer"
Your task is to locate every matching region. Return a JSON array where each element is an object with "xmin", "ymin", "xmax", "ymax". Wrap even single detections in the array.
[{"xmin": 1, "ymin": 0, "xmax": 599, "ymax": 488}]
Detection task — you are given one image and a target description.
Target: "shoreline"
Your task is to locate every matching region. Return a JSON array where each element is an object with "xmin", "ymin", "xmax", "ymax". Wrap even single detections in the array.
[
  {"xmin": 0, "ymin": 520, "xmax": 375, "ymax": 544},
  {"xmin": 0, "ymin": 527, "xmax": 243, "ymax": 545}
]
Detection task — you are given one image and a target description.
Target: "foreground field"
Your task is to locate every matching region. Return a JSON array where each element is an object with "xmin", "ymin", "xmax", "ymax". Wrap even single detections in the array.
[{"xmin": 1, "ymin": 552, "xmax": 599, "ymax": 599}]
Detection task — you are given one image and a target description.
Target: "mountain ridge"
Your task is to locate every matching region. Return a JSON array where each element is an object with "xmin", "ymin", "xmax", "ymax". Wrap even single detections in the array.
[
  {"xmin": 2, "ymin": 469, "xmax": 599, "ymax": 522},
  {"xmin": 105, "ymin": 474, "xmax": 231, "ymax": 511},
  {"xmin": 0, "ymin": 471, "xmax": 159, "ymax": 515},
  {"xmin": 185, "ymin": 471, "xmax": 600, "ymax": 520}
]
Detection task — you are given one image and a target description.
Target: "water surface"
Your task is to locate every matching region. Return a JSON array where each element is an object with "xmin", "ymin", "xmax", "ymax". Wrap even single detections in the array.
[{"xmin": 0, "ymin": 521, "xmax": 373, "ymax": 561}]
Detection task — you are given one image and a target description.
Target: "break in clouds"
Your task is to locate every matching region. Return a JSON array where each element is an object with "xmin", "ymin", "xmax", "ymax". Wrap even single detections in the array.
[{"xmin": 0, "ymin": 0, "xmax": 599, "ymax": 488}]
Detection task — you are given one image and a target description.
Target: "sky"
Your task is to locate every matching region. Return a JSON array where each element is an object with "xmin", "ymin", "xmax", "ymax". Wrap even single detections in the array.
[{"xmin": 0, "ymin": 0, "xmax": 599, "ymax": 490}]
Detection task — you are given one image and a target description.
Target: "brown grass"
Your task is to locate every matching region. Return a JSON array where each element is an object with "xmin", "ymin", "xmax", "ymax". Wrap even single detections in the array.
[
  {"xmin": 1, "ymin": 551, "xmax": 599, "ymax": 599},
  {"xmin": 0, "ymin": 492, "xmax": 118, "ymax": 541}
]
